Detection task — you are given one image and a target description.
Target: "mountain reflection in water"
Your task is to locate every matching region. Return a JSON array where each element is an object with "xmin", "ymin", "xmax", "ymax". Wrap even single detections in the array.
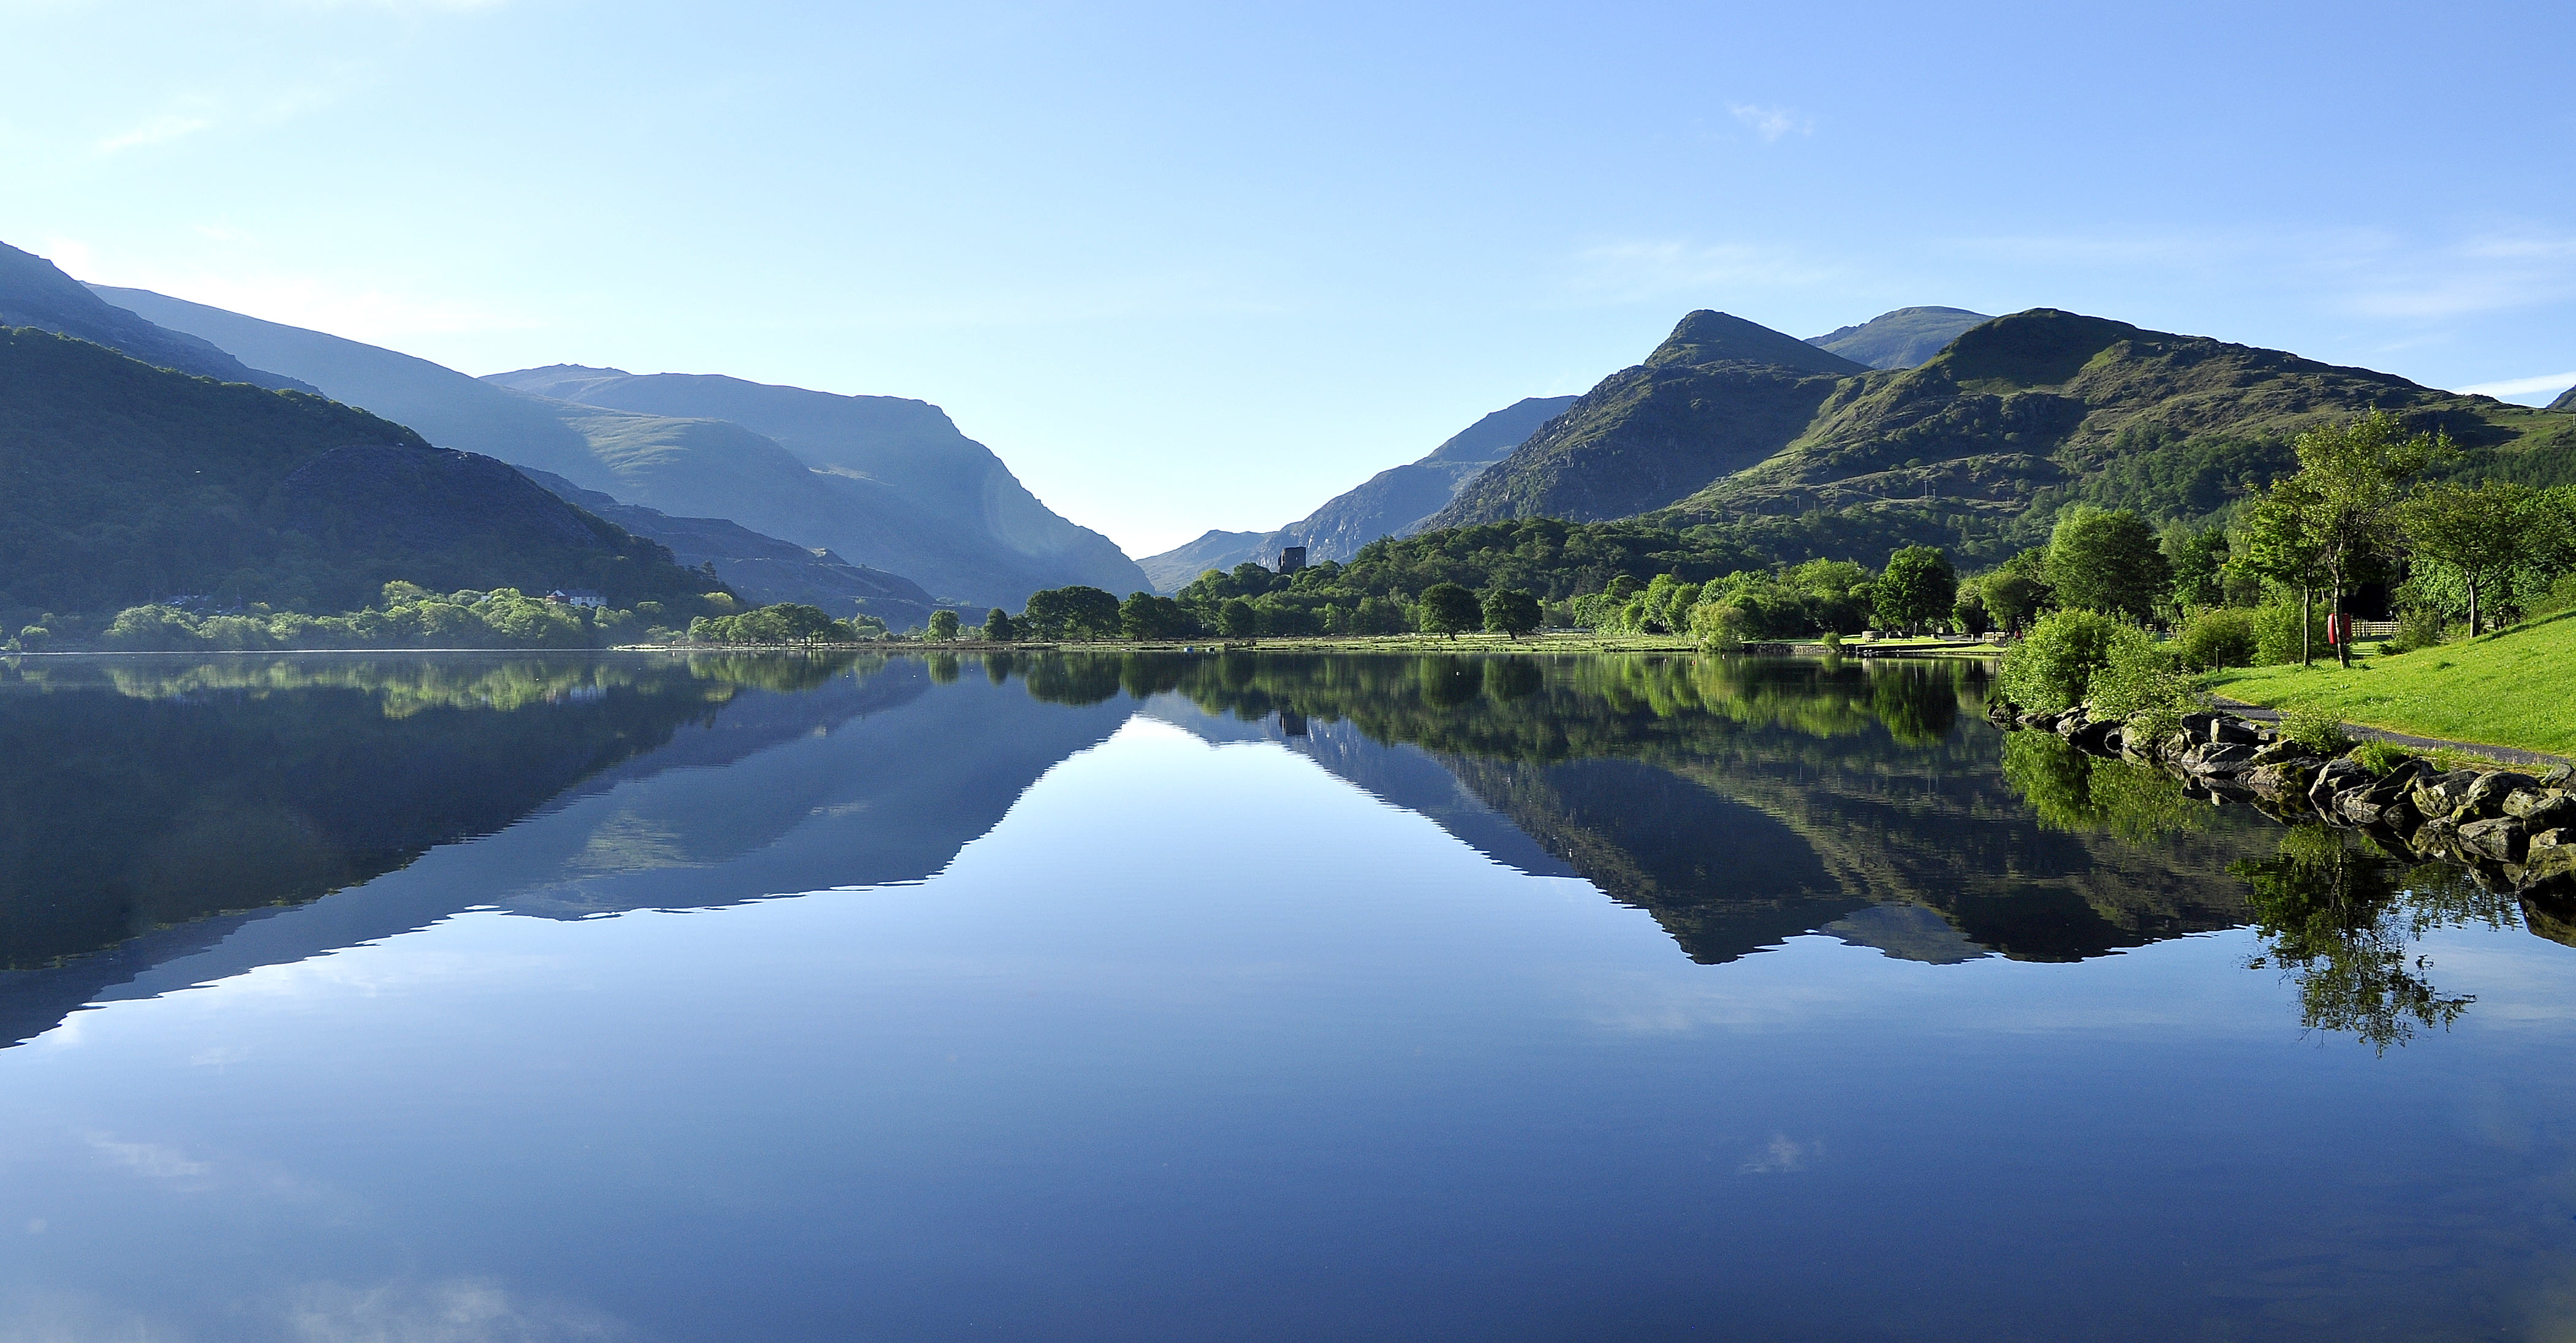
[{"xmin": 0, "ymin": 649, "xmax": 2552, "ymax": 1049}]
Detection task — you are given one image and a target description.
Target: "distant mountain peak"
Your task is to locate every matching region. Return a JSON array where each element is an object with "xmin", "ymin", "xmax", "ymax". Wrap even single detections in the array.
[
  {"xmin": 1805, "ymin": 306, "xmax": 1993, "ymax": 370},
  {"xmin": 1647, "ymin": 310, "xmax": 1868, "ymax": 374},
  {"xmin": 2, "ymin": 240, "xmax": 313, "ymax": 392}
]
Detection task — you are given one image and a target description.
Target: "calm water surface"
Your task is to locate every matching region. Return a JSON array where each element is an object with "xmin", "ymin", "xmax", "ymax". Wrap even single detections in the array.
[{"xmin": 1, "ymin": 650, "xmax": 2572, "ymax": 1341}]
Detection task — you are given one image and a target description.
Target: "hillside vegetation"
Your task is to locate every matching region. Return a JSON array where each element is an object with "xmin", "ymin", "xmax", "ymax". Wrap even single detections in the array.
[
  {"xmin": 4, "ymin": 244, "xmax": 309, "ymax": 392},
  {"xmin": 1415, "ymin": 307, "xmax": 2576, "ymax": 573},
  {"xmin": 0, "ymin": 328, "xmax": 712, "ymax": 626}
]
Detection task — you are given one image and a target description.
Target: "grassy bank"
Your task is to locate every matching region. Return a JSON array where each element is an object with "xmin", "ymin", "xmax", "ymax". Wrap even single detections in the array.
[{"xmin": 2203, "ymin": 611, "xmax": 2576, "ymax": 756}]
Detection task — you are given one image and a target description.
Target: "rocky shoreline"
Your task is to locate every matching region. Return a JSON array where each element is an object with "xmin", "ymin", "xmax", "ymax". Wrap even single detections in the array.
[{"xmin": 1988, "ymin": 699, "xmax": 2576, "ymax": 897}]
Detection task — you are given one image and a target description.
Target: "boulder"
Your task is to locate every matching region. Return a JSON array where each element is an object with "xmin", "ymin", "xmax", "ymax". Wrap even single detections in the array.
[
  {"xmin": 2458, "ymin": 816, "xmax": 2530, "ymax": 865},
  {"xmin": 2055, "ymin": 713, "xmax": 2086, "ymax": 738},
  {"xmin": 2503, "ymin": 792, "xmax": 2576, "ymax": 831},
  {"xmin": 2411, "ymin": 770, "xmax": 2486, "ymax": 821},
  {"xmin": 2463, "ymin": 771, "xmax": 2540, "ymax": 820},
  {"xmin": 2069, "ymin": 719, "xmax": 2121, "ymax": 753},
  {"xmin": 2180, "ymin": 711, "xmax": 2223, "ymax": 740},
  {"xmin": 2211, "ymin": 717, "xmax": 2264, "ymax": 746},
  {"xmin": 2412, "ymin": 817, "xmax": 2460, "ymax": 858},
  {"xmin": 2540, "ymin": 763, "xmax": 2574, "ymax": 787},
  {"xmin": 2246, "ymin": 760, "xmax": 2319, "ymax": 795},
  {"xmin": 2247, "ymin": 740, "xmax": 2315, "ymax": 768},
  {"xmin": 2195, "ymin": 743, "xmax": 2259, "ymax": 777},
  {"xmin": 2309, "ymin": 759, "xmax": 2370, "ymax": 811},
  {"xmin": 2524, "ymin": 841, "xmax": 2576, "ymax": 885}
]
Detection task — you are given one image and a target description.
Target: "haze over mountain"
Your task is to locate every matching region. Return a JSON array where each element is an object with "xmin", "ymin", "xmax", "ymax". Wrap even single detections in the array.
[
  {"xmin": 1806, "ymin": 306, "xmax": 1991, "ymax": 370},
  {"xmin": 1139, "ymin": 395, "xmax": 1577, "ymax": 590},
  {"xmin": 93, "ymin": 286, "xmax": 1145, "ymax": 610},
  {"xmin": 2, "ymin": 244, "xmax": 311, "ymax": 393},
  {"xmin": 0, "ymin": 328, "xmax": 710, "ymax": 622},
  {"xmin": 485, "ymin": 365, "xmax": 1146, "ymax": 603},
  {"xmin": 1429, "ymin": 306, "xmax": 2576, "ymax": 567},
  {"xmin": 516, "ymin": 467, "xmax": 945, "ymax": 627}
]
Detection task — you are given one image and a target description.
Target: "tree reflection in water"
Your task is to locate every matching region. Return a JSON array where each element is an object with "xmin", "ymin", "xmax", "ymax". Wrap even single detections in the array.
[{"xmin": 2233, "ymin": 826, "xmax": 2517, "ymax": 1053}]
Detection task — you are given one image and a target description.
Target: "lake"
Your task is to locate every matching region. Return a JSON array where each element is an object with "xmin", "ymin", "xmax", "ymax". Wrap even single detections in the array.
[{"xmin": 1, "ymin": 649, "xmax": 2572, "ymax": 1341}]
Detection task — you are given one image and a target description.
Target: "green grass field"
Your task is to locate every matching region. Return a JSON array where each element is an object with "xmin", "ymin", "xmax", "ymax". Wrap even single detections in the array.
[{"xmin": 2203, "ymin": 611, "xmax": 2576, "ymax": 755}]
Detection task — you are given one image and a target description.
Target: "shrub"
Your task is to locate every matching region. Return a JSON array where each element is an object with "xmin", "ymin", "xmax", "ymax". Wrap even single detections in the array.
[
  {"xmin": 1995, "ymin": 608, "xmax": 2126, "ymax": 713},
  {"xmin": 1689, "ymin": 600, "xmax": 1748, "ymax": 653},
  {"xmin": 2252, "ymin": 602, "xmax": 2329, "ymax": 665},
  {"xmin": 2348, "ymin": 740, "xmax": 2419, "ymax": 774},
  {"xmin": 2173, "ymin": 608, "xmax": 2257, "ymax": 670},
  {"xmin": 2379, "ymin": 604, "xmax": 2449, "ymax": 655},
  {"xmin": 2277, "ymin": 702, "xmax": 2354, "ymax": 755}
]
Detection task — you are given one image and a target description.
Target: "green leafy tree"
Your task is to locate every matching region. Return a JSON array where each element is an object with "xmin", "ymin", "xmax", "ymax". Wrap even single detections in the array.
[
  {"xmin": 1119, "ymin": 592, "xmax": 1197, "ymax": 641},
  {"xmin": 2395, "ymin": 479, "xmax": 2536, "ymax": 636},
  {"xmin": 1873, "ymin": 546, "xmax": 1956, "ymax": 635},
  {"xmin": 2232, "ymin": 475, "xmax": 2327, "ymax": 664},
  {"xmin": 1418, "ymin": 582, "xmax": 1482, "ymax": 639},
  {"xmin": 1022, "ymin": 586, "xmax": 1121, "ymax": 640},
  {"xmin": 1218, "ymin": 597, "xmax": 1259, "ymax": 638},
  {"xmin": 1952, "ymin": 588, "xmax": 1991, "ymax": 637},
  {"xmin": 1482, "ymin": 588, "xmax": 1542, "ymax": 638},
  {"xmin": 926, "ymin": 609, "xmax": 961, "ymax": 640},
  {"xmin": 2044, "ymin": 507, "xmax": 2170, "ymax": 622},
  {"xmin": 2164, "ymin": 525, "xmax": 2230, "ymax": 614},
  {"xmin": 982, "ymin": 609, "xmax": 1017, "ymax": 641},
  {"xmin": 2292, "ymin": 409, "xmax": 2450, "ymax": 667}
]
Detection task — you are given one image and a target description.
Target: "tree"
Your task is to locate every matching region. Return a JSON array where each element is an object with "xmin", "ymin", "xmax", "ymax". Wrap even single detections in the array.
[
  {"xmin": 1218, "ymin": 597, "xmax": 1259, "ymax": 638},
  {"xmin": 2232, "ymin": 475, "xmax": 2327, "ymax": 664},
  {"xmin": 2044, "ymin": 507, "xmax": 2170, "ymax": 622},
  {"xmin": 926, "ymin": 609, "xmax": 961, "ymax": 640},
  {"xmin": 2395, "ymin": 479, "xmax": 2534, "ymax": 636},
  {"xmin": 2165, "ymin": 525, "xmax": 2230, "ymax": 615},
  {"xmin": 1953, "ymin": 589, "xmax": 1991, "ymax": 637},
  {"xmin": 981, "ymin": 608, "xmax": 1017, "ymax": 642},
  {"xmin": 1021, "ymin": 586, "xmax": 1121, "ymax": 640},
  {"xmin": 1873, "ymin": 546, "xmax": 1956, "ymax": 635},
  {"xmin": 1418, "ymin": 582, "xmax": 1481, "ymax": 639},
  {"xmin": 2293, "ymin": 409, "xmax": 2451, "ymax": 666},
  {"xmin": 1482, "ymin": 588, "xmax": 1542, "ymax": 638},
  {"xmin": 1119, "ymin": 591, "xmax": 1197, "ymax": 641}
]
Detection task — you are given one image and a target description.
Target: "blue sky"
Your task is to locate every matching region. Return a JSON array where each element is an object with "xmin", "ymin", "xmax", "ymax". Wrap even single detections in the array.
[{"xmin": 6, "ymin": 0, "xmax": 2574, "ymax": 556}]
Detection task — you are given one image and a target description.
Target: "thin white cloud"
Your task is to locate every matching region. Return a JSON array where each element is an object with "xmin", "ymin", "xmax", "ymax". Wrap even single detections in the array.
[
  {"xmin": 1729, "ymin": 104, "xmax": 1813, "ymax": 142},
  {"xmin": 96, "ymin": 113, "xmax": 210, "ymax": 154},
  {"xmin": 86, "ymin": 1133, "xmax": 211, "ymax": 1180},
  {"xmin": 1740, "ymin": 1133, "xmax": 1821, "ymax": 1174},
  {"xmin": 2457, "ymin": 371, "xmax": 2576, "ymax": 398}
]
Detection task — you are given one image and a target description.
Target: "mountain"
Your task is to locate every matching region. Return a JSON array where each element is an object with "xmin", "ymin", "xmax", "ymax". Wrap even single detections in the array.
[
  {"xmin": 2553, "ymin": 385, "xmax": 2576, "ymax": 414},
  {"xmin": 1137, "ymin": 395, "xmax": 1577, "ymax": 590},
  {"xmin": 89, "ymin": 286, "xmax": 1143, "ymax": 608},
  {"xmin": 515, "ymin": 467, "xmax": 944, "ymax": 626},
  {"xmin": 482, "ymin": 365, "xmax": 1148, "ymax": 600},
  {"xmin": 1656, "ymin": 308, "xmax": 2576, "ymax": 558},
  {"xmin": 2, "ymin": 244, "xmax": 311, "ymax": 392},
  {"xmin": 1806, "ymin": 306, "xmax": 1991, "ymax": 369},
  {"xmin": 1140, "ymin": 529, "xmax": 1277, "ymax": 592},
  {"xmin": 0, "ymin": 328, "xmax": 711, "ymax": 622},
  {"xmin": 1427, "ymin": 312, "xmax": 1871, "ymax": 529},
  {"xmin": 1419, "ymin": 306, "xmax": 2576, "ymax": 569}
]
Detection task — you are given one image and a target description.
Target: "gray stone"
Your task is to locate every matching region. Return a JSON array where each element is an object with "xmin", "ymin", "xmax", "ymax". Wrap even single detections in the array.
[
  {"xmin": 2505, "ymin": 792, "xmax": 2576, "ymax": 831},
  {"xmin": 2211, "ymin": 717, "xmax": 2264, "ymax": 746},
  {"xmin": 2180, "ymin": 711, "xmax": 2222, "ymax": 740},
  {"xmin": 2458, "ymin": 816, "xmax": 2531, "ymax": 864},
  {"xmin": 2247, "ymin": 740, "xmax": 2314, "ymax": 768},
  {"xmin": 2539, "ymin": 763, "xmax": 2575, "ymax": 787},
  {"xmin": 2411, "ymin": 770, "xmax": 2486, "ymax": 820},
  {"xmin": 2463, "ymin": 771, "xmax": 2540, "ymax": 820},
  {"xmin": 2195, "ymin": 743, "xmax": 2259, "ymax": 776},
  {"xmin": 2309, "ymin": 759, "xmax": 2370, "ymax": 811}
]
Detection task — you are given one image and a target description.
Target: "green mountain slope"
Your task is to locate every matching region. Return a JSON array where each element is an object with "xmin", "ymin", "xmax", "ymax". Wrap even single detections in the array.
[
  {"xmin": 482, "ymin": 365, "xmax": 1150, "ymax": 599},
  {"xmin": 2552, "ymin": 385, "xmax": 2576, "ymax": 414},
  {"xmin": 1425, "ymin": 312, "xmax": 1870, "ymax": 528},
  {"xmin": 3, "ymin": 244, "xmax": 311, "ymax": 392},
  {"xmin": 1137, "ymin": 395, "xmax": 1579, "ymax": 589},
  {"xmin": 1656, "ymin": 308, "xmax": 2576, "ymax": 562},
  {"xmin": 91, "ymin": 286, "xmax": 1140, "ymax": 607},
  {"xmin": 1806, "ymin": 306, "xmax": 1991, "ymax": 369},
  {"xmin": 0, "ymin": 329, "xmax": 711, "ymax": 622}
]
